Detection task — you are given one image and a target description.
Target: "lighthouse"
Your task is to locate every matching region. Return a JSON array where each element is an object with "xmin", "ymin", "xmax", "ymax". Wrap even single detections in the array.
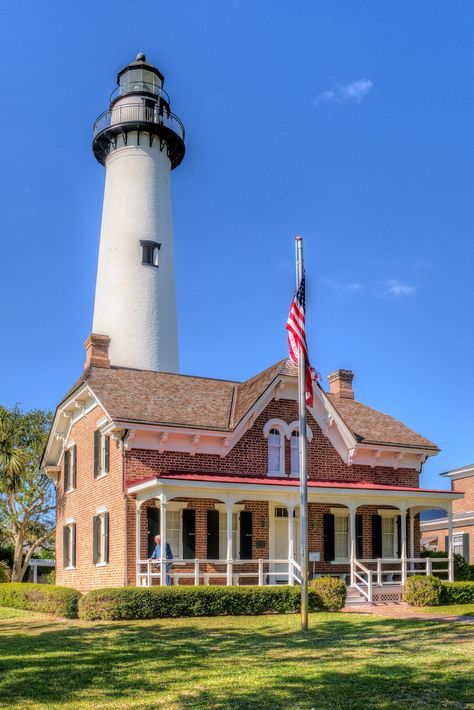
[{"xmin": 91, "ymin": 54, "xmax": 185, "ymax": 373}]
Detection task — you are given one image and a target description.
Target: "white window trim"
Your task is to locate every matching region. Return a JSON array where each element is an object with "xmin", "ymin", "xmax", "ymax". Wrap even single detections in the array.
[
  {"xmin": 95, "ymin": 511, "xmax": 108, "ymax": 567},
  {"xmin": 379, "ymin": 511, "xmax": 398, "ymax": 558},
  {"xmin": 64, "ymin": 520, "xmax": 75, "ymax": 570},
  {"xmin": 331, "ymin": 508, "xmax": 350, "ymax": 564},
  {"xmin": 64, "ymin": 443, "xmax": 76, "ymax": 494},
  {"xmin": 264, "ymin": 421, "xmax": 286, "ymax": 476},
  {"xmin": 96, "ymin": 505, "xmax": 108, "ymax": 514}
]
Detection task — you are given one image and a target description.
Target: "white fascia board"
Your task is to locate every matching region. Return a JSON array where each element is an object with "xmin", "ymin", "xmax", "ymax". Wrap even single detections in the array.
[
  {"xmin": 420, "ymin": 512, "xmax": 474, "ymax": 531},
  {"xmin": 43, "ymin": 383, "xmax": 113, "ymax": 470},
  {"xmin": 441, "ymin": 466, "xmax": 474, "ymax": 481}
]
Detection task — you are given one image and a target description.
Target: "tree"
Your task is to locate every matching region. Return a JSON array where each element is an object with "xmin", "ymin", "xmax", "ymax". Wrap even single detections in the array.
[
  {"xmin": 0, "ymin": 409, "xmax": 28, "ymax": 490},
  {"xmin": 0, "ymin": 406, "xmax": 54, "ymax": 582}
]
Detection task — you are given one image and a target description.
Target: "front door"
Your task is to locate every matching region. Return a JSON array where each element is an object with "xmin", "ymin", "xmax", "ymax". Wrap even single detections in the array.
[{"xmin": 272, "ymin": 506, "xmax": 299, "ymax": 582}]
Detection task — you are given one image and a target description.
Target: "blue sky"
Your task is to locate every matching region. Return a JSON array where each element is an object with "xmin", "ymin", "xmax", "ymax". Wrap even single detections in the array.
[{"xmin": 0, "ymin": 1, "xmax": 472, "ymax": 488}]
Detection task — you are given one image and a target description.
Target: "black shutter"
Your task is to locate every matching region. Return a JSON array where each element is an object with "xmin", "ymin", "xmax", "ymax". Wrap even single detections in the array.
[
  {"xmin": 445, "ymin": 535, "xmax": 449, "ymax": 555},
  {"xmin": 71, "ymin": 523, "xmax": 76, "ymax": 567},
  {"xmin": 63, "ymin": 525, "xmax": 69, "ymax": 567},
  {"xmin": 104, "ymin": 512, "xmax": 109, "ymax": 563},
  {"xmin": 147, "ymin": 507, "xmax": 160, "ymax": 557},
  {"xmin": 64, "ymin": 449, "xmax": 70, "ymax": 492},
  {"xmin": 323, "ymin": 513, "xmax": 335, "ymax": 562},
  {"xmin": 240, "ymin": 511, "xmax": 253, "ymax": 560},
  {"xmin": 93, "ymin": 430, "xmax": 100, "ymax": 478},
  {"xmin": 462, "ymin": 533, "xmax": 470, "ymax": 562},
  {"xmin": 182, "ymin": 509, "xmax": 196, "ymax": 559},
  {"xmin": 93, "ymin": 515, "xmax": 99, "ymax": 564},
  {"xmin": 372, "ymin": 515, "xmax": 382, "ymax": 558},
  {"xmin": 206, "ymin": 510, "xmax": 220, "ymax": 559},
  {"xmin": 72, "ymin": 445, "xmax": 77, "ymax": 489},
  {"xmin": 104, "ymin": 436, "xmax": 110, "ymax": 474},
  {"xmin": 356, "ymin": 514, "xmax": 363, "ymax": 559},
  {"xmin": 396, "ymin": 516, "xmax": 402, "ymax": 559}
]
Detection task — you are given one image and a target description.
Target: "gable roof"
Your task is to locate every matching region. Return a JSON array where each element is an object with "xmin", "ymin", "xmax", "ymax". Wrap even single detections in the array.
[
  {"xmin": 58, "ymin": 359, "xmax": 437, "ymax": 450},
  {"xmin": 325, "ymin": 393, "xmax": 439, "ymax": 451}
]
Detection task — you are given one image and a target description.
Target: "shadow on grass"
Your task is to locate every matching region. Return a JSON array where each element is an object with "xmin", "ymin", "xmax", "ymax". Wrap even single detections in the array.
[{"xmin": 0, "ymin": 615, "xmax": 472, "ymax": 708}]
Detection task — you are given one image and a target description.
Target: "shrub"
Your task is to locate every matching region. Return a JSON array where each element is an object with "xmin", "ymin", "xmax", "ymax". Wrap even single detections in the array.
[
  {"xmin": 469, "ymin": 566, "xmax": 474, "ymax": 581},
  {"xmin": 440, "ymin": 581, "xmax": 474, "ymax": 605},
  {"xmin": 47, "ymin": 569, "xmax": 56, "ymax": 585},
  {"xmin": 309, "ymin": 577, "xmax": 346, "ymax": 611},
  {"xmin": 0, "ymin": 583, "xmax": 80, "ymax": 618},
  {"xmin": 403, "ymin": 575, "xmax": 442, "ymax": 606},
  {"xmin": 79, "ymin": 585, "xmax": 329, "ymax": 621},
  {"xmin": 0, "ymin": 561, "xmax": 10, "ymax": 583}
]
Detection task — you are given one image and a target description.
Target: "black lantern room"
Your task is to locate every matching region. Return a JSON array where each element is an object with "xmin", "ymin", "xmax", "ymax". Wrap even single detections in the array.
[{"xmin": 92, "ymin": 53, "xmax": 185, "ymax": 169}]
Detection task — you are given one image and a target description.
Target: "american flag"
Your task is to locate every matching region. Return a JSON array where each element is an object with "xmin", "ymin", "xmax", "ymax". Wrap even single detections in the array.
[{"xmin": 285, "ymin": 274, "xmax": 316, "ymax": 407}]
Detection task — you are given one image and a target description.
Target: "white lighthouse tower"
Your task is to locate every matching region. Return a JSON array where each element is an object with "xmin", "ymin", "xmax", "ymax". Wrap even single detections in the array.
[{"xmin": 91, "ymin": 54, "xmax": 185, "ymax": 372}]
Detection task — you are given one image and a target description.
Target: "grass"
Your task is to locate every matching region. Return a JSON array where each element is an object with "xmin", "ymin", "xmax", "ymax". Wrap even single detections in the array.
[
  {"xmin": 0, "ymin": 609, "xmax": 472, "ymax": 709},
  {"xmin": 418, "ymin": 603, "xmax": 474, "ymax": 616}
]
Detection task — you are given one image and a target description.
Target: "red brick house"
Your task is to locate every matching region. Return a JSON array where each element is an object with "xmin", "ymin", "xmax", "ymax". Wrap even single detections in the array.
[
  {"xmin": 42, "ymin": 336, "xmax": 461, "ymax": 602},
  {"xmin": 420, "ymin": 464, "xmax": 473, "ymax": 564},
  {"xmin": 41, "ymin": 55, "xmax": 462, "ymax": 603}
]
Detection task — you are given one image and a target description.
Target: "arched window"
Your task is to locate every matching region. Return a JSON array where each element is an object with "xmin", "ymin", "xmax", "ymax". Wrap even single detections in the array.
[
  {"xmin": 290, "ymin": 430, "xmax": 299, "ymax": 475},
  {"xmin": 268, "ymin": 428, "xmax": 284, "ymax": 474}
]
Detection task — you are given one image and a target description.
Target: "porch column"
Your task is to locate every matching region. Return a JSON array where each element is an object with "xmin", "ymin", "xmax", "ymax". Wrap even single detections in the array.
[
  {"xmin": 400, "ymin": 506, "xmax": 408, "ymax": 584},
  {"xmin": 135, "ymin": 502, "xmax": 141, "ymax": 586},
  {"xmin": 160, "ymin": 496, "xmax": 168, "ymax": 586},
  {"xmin": 409, "ymin": 509, "xmax": 415, "ymax": 572},
  {"xmin": 447, "ymin": 504, "xmax": 454, "ymax": 582},
  {"xmin": 287, "ymin": 503, "xmax": 295, "ymax": 585},
  {"xmin": 226, "ymin": 501, "xmax": 233, "ymax": 586},
  {"xmin": 349, "ymin": 505, "xmax": 356, "ymax": 587}
]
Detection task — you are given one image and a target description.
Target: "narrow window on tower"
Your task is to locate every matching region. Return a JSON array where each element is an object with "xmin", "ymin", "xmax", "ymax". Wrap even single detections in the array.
[{"xmin": 140, "ymin": 240, "xmax": 161, "ymax": 267}]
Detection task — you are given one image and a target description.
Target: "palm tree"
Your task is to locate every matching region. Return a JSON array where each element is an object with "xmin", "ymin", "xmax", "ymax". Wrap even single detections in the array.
[{"xmin": 0, "ymin": 411, "xmax": 27, "ymax": 490}]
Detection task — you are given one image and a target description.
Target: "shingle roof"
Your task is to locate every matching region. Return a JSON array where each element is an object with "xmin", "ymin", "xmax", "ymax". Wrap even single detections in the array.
[
  {"xmin": 64, "ymin": 359, "xmax": 437, "ymax": 450},
  {"xmin": 325, "ymin": 393, "xmax": 439, "ymax": 450}
]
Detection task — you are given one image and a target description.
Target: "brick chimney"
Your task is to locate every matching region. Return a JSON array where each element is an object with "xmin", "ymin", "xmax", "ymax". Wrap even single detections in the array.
[
  {"xmin": 84, "ymin": 334, "xmax": 111, "ymax": 370},
  {"xmin": 328, "ymin": 369, "xmax": 354, "ymax": 399}
]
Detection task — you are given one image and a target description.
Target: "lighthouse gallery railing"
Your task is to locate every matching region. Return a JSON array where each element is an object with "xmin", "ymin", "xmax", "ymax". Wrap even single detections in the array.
[{"xmin": 93, "ymin": 103, "xmax": 185, "ymax": 141}]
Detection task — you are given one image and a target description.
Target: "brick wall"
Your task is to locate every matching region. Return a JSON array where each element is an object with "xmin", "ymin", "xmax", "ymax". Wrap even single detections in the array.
[
  {"xmin": 125, "ymin": 399, "xmax": 420, "ymax": 488},
  {"xmin": 452, "ymin": 476, "xmax": 474, "ymax": 515},
  {"xmin": 55, "ymin": 405, "xmax": 127, "ymax": 592}
]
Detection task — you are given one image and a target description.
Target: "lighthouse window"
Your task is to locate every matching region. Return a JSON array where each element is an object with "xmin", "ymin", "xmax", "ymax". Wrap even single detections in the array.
[{"xmin": 140, "ymin": 240, "xmax": 160, "ymax": 267}]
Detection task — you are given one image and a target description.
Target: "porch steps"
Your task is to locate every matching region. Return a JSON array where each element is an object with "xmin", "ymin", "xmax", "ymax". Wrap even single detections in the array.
[{"xmin": 344, "ymin": 587, "xmax": 370, "ymax": 607}]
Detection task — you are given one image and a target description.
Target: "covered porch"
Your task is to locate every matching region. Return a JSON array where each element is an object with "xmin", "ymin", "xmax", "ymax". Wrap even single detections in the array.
[{"xmin": 128, "ymin": 473, "xmax": 462, "ymax": 603}]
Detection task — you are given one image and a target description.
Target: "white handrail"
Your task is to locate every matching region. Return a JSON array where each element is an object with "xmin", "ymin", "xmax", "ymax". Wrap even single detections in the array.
[{"xmin": 353, "ymin": 559, "xmax": 373, "ymax": 602}]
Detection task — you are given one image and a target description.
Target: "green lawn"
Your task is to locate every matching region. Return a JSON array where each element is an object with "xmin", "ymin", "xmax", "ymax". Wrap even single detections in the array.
[
  {"xmin": 0, "ymin": 609, "xmax": 472, "ymax": 709},
  {"xmin": 418, "ymin": 603, "xmax": 474, "ymax": 616}
]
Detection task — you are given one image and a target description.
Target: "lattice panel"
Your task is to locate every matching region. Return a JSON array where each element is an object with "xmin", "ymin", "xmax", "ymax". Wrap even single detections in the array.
[{"xmin": 374, "ymin": 592, "xmax": 401, "ymax": 603}]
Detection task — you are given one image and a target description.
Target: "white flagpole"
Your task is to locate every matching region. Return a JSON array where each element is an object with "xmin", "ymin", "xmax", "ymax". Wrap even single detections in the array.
[{"xmin": 295, "ymin": 236, "xmax": 309, "ymax": 632}]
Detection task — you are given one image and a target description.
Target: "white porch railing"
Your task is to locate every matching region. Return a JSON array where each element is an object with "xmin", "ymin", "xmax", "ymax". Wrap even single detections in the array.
[
  {"xmin": 354, "ymin": 557, "xmax": 450, "ymax": 587},
  {"xmin": 136, "ymin": 558, "xmax": 302, "ymax": 587}
]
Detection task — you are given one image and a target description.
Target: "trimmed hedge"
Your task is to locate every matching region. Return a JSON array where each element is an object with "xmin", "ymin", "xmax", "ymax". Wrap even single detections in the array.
[
  {"xmin": 78, "ymin": 584, "xmax": 344, "ymax": 621},
  {"xmin": 309, "ymin": 577, "xmax": 346, "ymax": 611},
  {"xmin": 0, "ymin": 583, "xmax": 81, "ymax": 618},
  {"xmin": 402, "ymin": 575, "xmax": 442, "ymax": 606},
  {"xmin": 440, "ymin": 581, "xmax": 474, "ymax": 605}
]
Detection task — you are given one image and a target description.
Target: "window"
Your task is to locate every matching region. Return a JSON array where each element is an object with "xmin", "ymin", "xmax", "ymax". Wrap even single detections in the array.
[
  {"xmin": 382, "ymin": 517, "xmax": 396, "ymax": 558},
  {"xmin": 274, "ymin": 507, "xmax": 296, "ymax": 518},
  {"xmin": 63, "ymin": 523, "xmax": 76, "ymax": 568},
  {"xmin": 218, "ymin": 511, "xmax": 238, "ymax": 558},
  {"xmin": 268, "ymin": 428, "xmax": 284, "ymax": 474},
  {"xmin": 64, "ymin": 445, "xmax": 76, "ymax": 492},
  {"xmin": 167, "ymin": 510, "xmax": 182, "ymax": 558},
  {"xmin": 93, "ymin": 512, "xmax": 109, "ymax": 565},
  {"xmin": 334, "ymin": 515, "xmax": 349, "ymax": 560},
  {"xmin": 140, "ymin": 240, "xmax": 160, "ymax": 267},
  {"xmin": 452, "ymin": 533, "xmax": 464, "ymax": 557},
  {"xmin": 94, "ymin": 430, "xmax": 110, "ymax": 478},
  {"xmin": 290, "ymin": 431, "xmax": 299, "ymax": 475}
]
